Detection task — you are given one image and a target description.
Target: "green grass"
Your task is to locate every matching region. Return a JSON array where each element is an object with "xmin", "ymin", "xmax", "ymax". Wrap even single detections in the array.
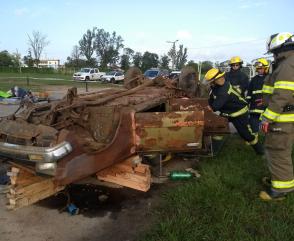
[
  {"xmin": 141, "ymin": 136, "xmax": 294, "ymax": 241},
  {"xmin": 0, "ymin": 72, "xmax": 116, "ymax": 92}
]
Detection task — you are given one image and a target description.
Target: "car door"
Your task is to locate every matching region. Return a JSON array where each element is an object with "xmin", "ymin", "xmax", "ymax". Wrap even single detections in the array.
[
  {"xmin": 94, "ymin": 69, "xmax": 99, "ymax": 80},
  {"xmin": 116, "ymin": 72, "xmax": 124, "ymax": 81},
  {"xmin": 90, "ymin": 69, "xmax": 95, "ymax": 80}
]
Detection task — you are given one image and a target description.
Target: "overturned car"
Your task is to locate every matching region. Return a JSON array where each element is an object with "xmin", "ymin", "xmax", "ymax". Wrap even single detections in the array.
[{"xmin": 0, "ymin": 67, "xmax": 229, "ymax": 189}]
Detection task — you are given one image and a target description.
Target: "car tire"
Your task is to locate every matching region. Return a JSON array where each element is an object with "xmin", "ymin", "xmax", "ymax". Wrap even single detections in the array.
[
  {"xmin": 111, "ymin": 78, "xmax": 115, "ymax": 84},
  {"xmin": 124, "ymin": 67, "xmax": 142, "ymax": 89},
  {"xmin": 179, "ymin": 66, "xmax": 198, "ymax": 97},
  {"xmin": 85, "ymin": 76, "xmax": 90, "ymax": 81}
]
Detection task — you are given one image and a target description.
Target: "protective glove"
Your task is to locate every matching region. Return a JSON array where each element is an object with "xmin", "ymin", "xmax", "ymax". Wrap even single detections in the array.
[
  {"xmin": 255, "ymin": 98, "xmax": 263, "ymax": 107},
  {"xmin": 260, "ymin": 120, "xmax": 270, "ymax": 133}
]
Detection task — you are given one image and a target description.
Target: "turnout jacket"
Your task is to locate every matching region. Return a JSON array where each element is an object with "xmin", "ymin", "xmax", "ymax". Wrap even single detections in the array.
[
  {"xmin": 246, "ymin": 74, "xmax": 266, "ymax": 114},
  {"xmin": 225, "ymin": 69, "xmax": 249, "ymax": 96},
  {"xmin": 208, "ymin": 81, "xmax": 248, "ymax": 117},
  {"xmin": 262, "ymin": 50, "xmax": 294, "ymax": 123}
]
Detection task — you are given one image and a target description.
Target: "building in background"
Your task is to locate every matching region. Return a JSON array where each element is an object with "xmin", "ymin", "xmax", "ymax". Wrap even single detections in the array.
[{"xmin": 38, "ymin": 59, "xmax": 60, "ymax": 69}]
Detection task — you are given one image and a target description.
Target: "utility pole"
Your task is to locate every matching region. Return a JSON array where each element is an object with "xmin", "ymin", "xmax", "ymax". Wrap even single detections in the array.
[{"xmin": 166, "ymin": 39, "xmax": 179, "ymax": 70}]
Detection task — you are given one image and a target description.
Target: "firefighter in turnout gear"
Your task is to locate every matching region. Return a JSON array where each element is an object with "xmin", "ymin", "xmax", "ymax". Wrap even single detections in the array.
[
  {"xmin": 204, "ymin": 68, "xmax": 264, "ymax": 155},
  {"xmin": 246, "ymin": 58, "xmax": 269, "ymax": 133},
  {"xmin": 225, "ymin": 56, "xmax": 249, "ymax": 97},
  {"xmin": 259, "ymin": 32, "xmax": 294, "ymax": 201}
]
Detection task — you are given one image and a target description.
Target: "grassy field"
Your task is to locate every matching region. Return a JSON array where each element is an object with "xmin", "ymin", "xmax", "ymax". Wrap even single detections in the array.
[
  {"xmin": 0, "ymin": 72, "xmax": 114, "ymax": 92},
  {"xmin": 141, "ymin": 136, "xmax": 294, "ymax": 241}
]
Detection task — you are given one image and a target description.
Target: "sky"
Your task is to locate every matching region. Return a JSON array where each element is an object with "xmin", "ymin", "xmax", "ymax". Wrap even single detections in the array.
[{"xmin": 0, "ymin": 0, "xmax": 293, "ymax": 64}]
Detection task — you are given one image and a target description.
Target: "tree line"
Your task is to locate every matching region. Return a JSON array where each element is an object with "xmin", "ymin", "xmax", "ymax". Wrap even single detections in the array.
[{"xmin": 0, "ymin": 28, "xmax": 214, "ymax": 72}]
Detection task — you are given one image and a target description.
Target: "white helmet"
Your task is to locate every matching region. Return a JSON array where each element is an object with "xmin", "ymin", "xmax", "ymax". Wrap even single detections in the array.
[{"xmin": 267, "ymin": 32, "xmax": 294, "ymax": 53}]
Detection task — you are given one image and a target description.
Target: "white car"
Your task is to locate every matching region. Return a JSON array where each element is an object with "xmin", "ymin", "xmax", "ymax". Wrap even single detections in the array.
[
  {"xmin": 101, "ymin": 71, "xmax": 124, "ymax": 84},
  {"xmin": 73, "ymin": 68, "xmax": 105, "ymax": 81}
]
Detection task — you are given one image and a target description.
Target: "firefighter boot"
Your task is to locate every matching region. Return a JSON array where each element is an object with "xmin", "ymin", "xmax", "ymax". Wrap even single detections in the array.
[
  {"xmin": 259, "ymin": 188, "xmax": 287, "ymax": 201},
  {"xmin": 251, "ymin": 142, "xmax": 264, "ymax": 155}
]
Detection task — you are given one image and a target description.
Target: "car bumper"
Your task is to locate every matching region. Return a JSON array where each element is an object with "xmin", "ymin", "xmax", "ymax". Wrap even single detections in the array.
[
  {"xmin": 0, "ymin": 141, "xmax": 72, "ymax": 175},
  {"xmin": 73, "ymin": 76, "xmax": 86, "ymax": 81}
]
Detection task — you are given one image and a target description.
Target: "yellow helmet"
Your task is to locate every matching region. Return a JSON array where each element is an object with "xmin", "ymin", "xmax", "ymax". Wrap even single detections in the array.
[
  {"xmin": 230, "ymin": 56, "xmax": 243, "ymax": 65},
  {"xmin": 254, "ymin": 58, "xmax": 269, "ymax": 73},
  {"xmin": 204, "ymin": 68, "xmax": 225, "ymax": 84}
]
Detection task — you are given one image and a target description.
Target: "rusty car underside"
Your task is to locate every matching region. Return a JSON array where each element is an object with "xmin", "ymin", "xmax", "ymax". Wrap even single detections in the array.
[{"xmin": 0, "ymin": 72, "xmax": 229, "ymax": 187}]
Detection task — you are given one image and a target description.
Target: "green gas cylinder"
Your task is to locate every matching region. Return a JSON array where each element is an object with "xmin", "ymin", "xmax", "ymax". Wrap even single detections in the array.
[{"xmin": 169, "ymin": 171, "xmax": 194, "ymax": 180}]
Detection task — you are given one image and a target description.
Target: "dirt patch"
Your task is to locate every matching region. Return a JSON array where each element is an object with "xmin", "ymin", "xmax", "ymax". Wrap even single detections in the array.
[{"xmin": 0, "ymin": 183, "xmax": 163, "ymax": 241}]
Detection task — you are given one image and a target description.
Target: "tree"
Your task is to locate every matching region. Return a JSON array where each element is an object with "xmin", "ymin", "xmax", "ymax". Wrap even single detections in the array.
[
  {"xmin": 201, "ymin": 61, "xmax": 213, "ymax": 73},
  {"xmin": 133, "ymin": 52, "xmax": 143, "ymax": 68},
  {"xmin": 167, "ymin": 42, "xmax": 177, "ymax": 70},
  {"xmin": 79, "ymin": 28, "xmax": 96, "ymax": 65},
  {"xmin": 0, "ymin": 50, "xmax": 14, "ymax": 66},
  {"xmin": 12, "ymin": 49, "xmax": 22, "ymax": 72},
  {"xmin": 141, "ymin": 51, "xmax": 159, "ymax": 71},
  {"xmin": 23, "ymin": 49, "xmax": 34, "ymax": 67},
  {"xmin": 120, "ymin": 47, "xmax": 134, "ymax": 71},
  {"xmin": 94, "ymin": 28, "xmax": 124, "ymax": 68},
  {"xmin": 27, "ymin": 30, "xmax": 49, "ymax": 66},
  {"xmin": 186, "ymin": 60, "xmax": 199, "ymax": 72},
  {"xmin": 159, "ymin": 55, "xmax": 170, "ymax": 70},
  {"xmin": 64, "ymin": 45, "xmax": 89, "ymax": 69},
  {"xmin": 64, "ymin": 56, "xmax": 88, "ymax": 69},
  {"xmin": 175, "ymin": 44, "xmax": 188, "ymax": 69}
]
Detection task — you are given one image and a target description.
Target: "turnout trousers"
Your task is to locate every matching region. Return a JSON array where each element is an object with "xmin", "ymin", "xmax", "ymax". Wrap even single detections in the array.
[
  {"xmin": 249, "ymin": 113, "xmax": 261, "ymax": 133},
  {"xmin": 229, "ymin": 113, "xmax": 263, "ymax": 154},
  {"xmin": 265, "ymin": 122, "xmax": 294, "ymax": 192}
]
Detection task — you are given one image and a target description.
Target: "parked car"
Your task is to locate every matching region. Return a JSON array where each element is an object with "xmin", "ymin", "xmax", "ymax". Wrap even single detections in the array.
[
  {"xmin": 101, "ymin": 71, "xmax": 124, "ymax": 84},
  {"xmin": 169, "ymin": 70, "xmax": 181, "ymax": 80},
  {"xmin": 73, "ymin": 68, "xmax": 105, "ymax": 81},
  {"xmin": 144, "ymin": 68, "xmax": 169, "ymax": 80}
]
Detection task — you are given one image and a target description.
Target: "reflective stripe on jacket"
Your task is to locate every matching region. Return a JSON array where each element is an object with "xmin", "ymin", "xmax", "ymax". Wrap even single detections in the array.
[
  {"xmin": 262, "ymin": 52, "xmax": 294, "ymax": 123},
  {"xmin": 208, "ymin": 81, "xmax": 249, "ymax": 118}
]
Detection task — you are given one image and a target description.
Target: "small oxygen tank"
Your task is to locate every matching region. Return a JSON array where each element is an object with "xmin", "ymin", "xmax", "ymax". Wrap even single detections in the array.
[{"xmin": 168, "ymin": 171, "xmax": 194, "ymax": 180}]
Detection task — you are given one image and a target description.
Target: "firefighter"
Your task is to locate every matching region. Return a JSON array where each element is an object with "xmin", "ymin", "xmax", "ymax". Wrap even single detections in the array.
[
  {"xmin": 225, "ymin": 56, "xmax": 249, "ymax": 97},
  {"xmin": 246, "ymin": 58, "xmax": 269, "ymax": 133},
  {"xmin": 259, "ymin": 32, "xmax": 294, "ymax": 201},
  {"xmin": 204, "ymin": 68, "xmax": 264, "ymax": 155}
]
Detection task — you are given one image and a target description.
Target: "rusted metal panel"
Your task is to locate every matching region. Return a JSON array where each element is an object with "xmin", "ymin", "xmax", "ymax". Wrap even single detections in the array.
[
  {"xmin": 135, "ymin": 111, "xmax": 204, "ymax": 152},
  {"xmin": 168, "ymin": 98, "xmax": 230, "ymax": 134},
  {"xmin": 54, "ymin": 109, "xmax": 137, "ymax": 185}
]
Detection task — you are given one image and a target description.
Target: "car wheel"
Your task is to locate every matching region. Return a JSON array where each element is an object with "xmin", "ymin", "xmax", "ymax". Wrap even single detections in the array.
[
  {"xmin": 179, "ymin": 66, "xmax": 198, "ymax": 97},
  {"xmin": 124, "ymin": 67, "xmax": 142, "ymax": 89},
  {"xmin": 111, "ymin": 78, "xmax": 115, "ymax": 84},
  {"xmin": 85, "ymin": 76, "xmax": 90, "ymax": 81}
]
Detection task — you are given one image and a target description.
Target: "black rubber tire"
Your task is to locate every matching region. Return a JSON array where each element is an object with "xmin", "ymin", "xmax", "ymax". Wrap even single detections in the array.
[
  {"xmin": 179, "ymin": 66, "xmax": 198, "ymax": 97},
  {"xmin": 124, "ymin": 67, "xmax": 142, "ymax": 89}
]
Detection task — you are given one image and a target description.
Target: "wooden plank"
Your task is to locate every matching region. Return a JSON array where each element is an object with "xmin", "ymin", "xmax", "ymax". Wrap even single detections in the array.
[
  {"xmin": 8, "ymin": 162, "xmax": 36, "ymax": 174},
  {"xmin": 7, "ymin": 164, "xmax": 65, "ymax": 210},
  {"xmin": 97, "ymin": 157, "xmax": 151, "ymax": 192}
]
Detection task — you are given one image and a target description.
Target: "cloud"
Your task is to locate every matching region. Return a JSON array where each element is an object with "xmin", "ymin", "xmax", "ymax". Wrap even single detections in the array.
[
  {"xmin": 176, "ymin": 30, "xmax": 192, "ymax": 40},
  {"xmin": 14, "ymin": 8, "xmax": 29, "ymax": 16}
]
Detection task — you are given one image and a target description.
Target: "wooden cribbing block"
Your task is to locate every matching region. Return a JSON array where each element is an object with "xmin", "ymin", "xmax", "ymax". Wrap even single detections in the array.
[
  {"xmin": 97, "ymin": 156, "xmax": 151, "ymax": 192},
  {"xmin": 6, "ymin": 165, "xmax": 65, "ymax": 210}
]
